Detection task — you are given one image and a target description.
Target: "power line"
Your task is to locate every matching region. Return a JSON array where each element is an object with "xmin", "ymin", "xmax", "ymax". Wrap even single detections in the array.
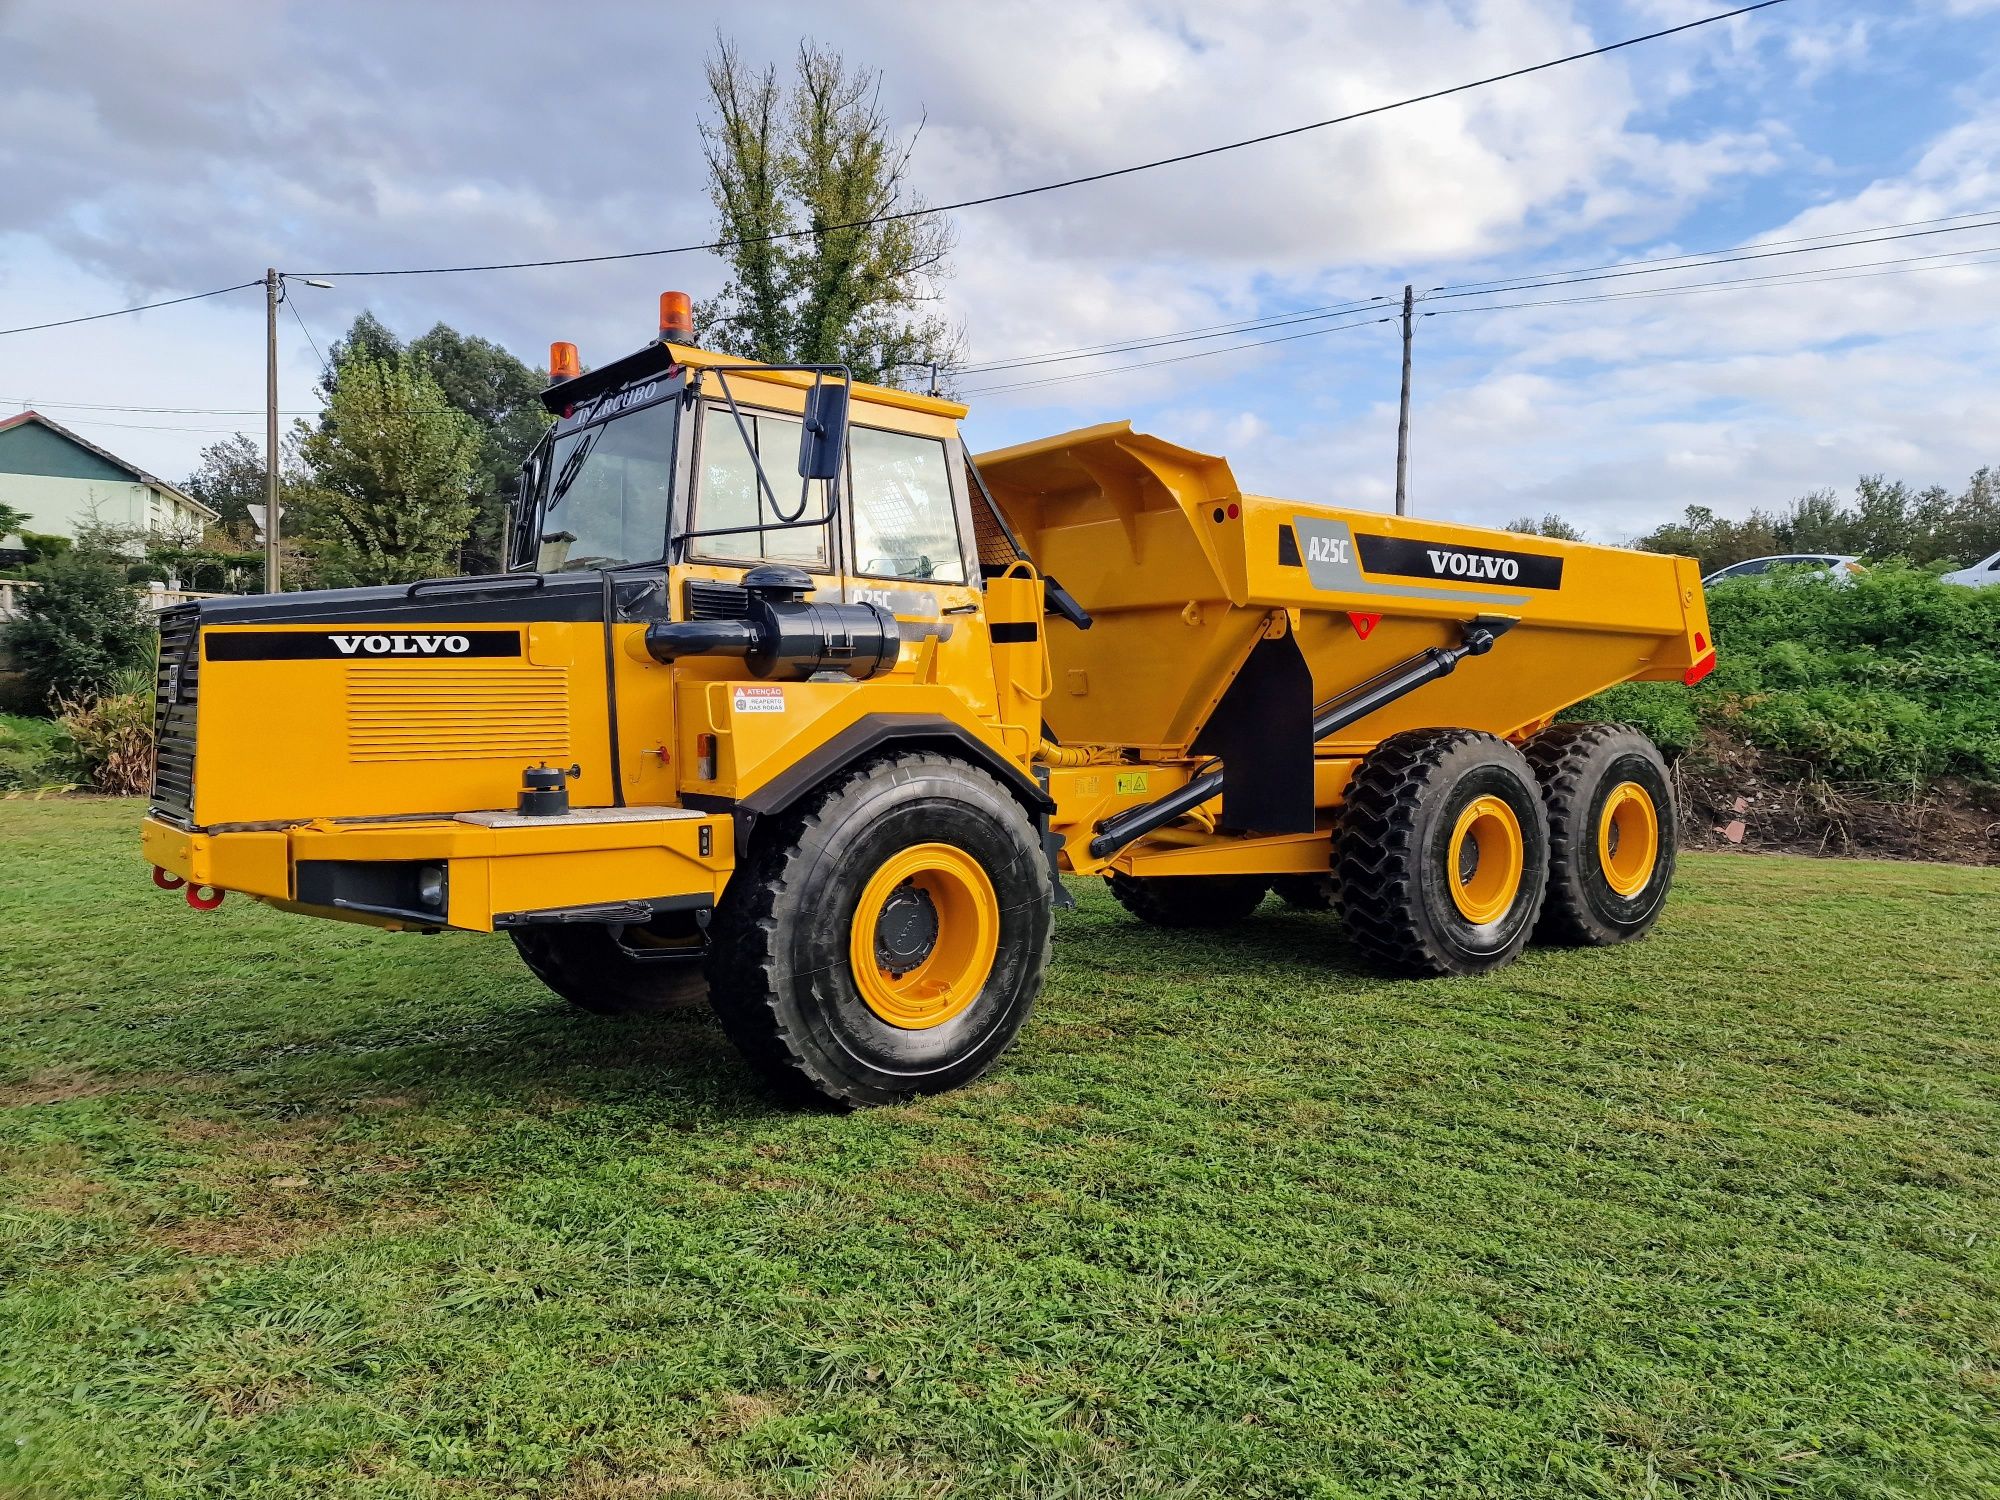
[
  {"xmin": 0, "ymin": 280, "xmax": 262, "ymax": 338},
  {"xmin": 1424, "ymin": 215, "xmax": 2000, "ymax": 301},
  {"xmin": 964, "ymin": 246, "xmax": 2000, "ymax": 400},
  {"xmin": 953, "ymin": 220, "xmax": 2000, "ymax": 387},
  {"xmin": 12, "ymin": 413, "xmax": 265, "ymax": 434},
  {"xmin": 1428, "ymin": 206, "xmax": 2000, "ymax": 294},
  {"xmin": 0, "ymin": 3, "xmax": 1791, "ymax": 344},
  {"xmin": 1428, "ymin": 243, "xmax": 2000, "ymax": 318},
  {"xmin": 954, "ymin": 207, "xmax": 1996, "ymax": 380},
  {"xmin": 282, "ymin": 283, "xmax": 329, "ymax": 372},
  {"xmin": 958, "ymin": 296, "xmax": 1391, "ymax": 375},
  {"xmin": 3, "ymin": 398, "xmax": 312, "ymax": 415},
  {"xmin": 299, "ymin": 1, "xmax": 1791, "ymax": 280},
  {"xmin": 959, "ymin": 311, "xmax": 1396, "ymax": 397}
]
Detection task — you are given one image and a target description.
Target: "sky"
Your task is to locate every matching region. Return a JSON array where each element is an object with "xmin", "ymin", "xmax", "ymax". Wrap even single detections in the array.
[{"xmin": 2, "ymin": 0, "xmax": 1997, "ymax": 542}]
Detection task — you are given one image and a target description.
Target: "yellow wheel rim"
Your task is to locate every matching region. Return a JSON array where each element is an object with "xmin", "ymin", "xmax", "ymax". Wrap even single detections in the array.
[
  {"xmin": 1448, "ymin": 795, "xmax": 1524, "ymax": 925},
  {"xmin": 1598, "ymin": 781, "xmax": 1660, "ymax": 897},
  {"xmin": 848, "ymin": 843, "xmax": 1000, "ymax": 1030}
]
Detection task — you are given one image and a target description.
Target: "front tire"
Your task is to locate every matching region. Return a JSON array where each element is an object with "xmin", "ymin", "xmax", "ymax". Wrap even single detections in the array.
[
  {"xmin": 1334, "ymin": 728, "xmax": 1550, "ymax": 977},
  {"xmin": 706, "ymin": 752, "xmax": 1053, "ymax": 1108},
  {"xmin": 1523, "ymin": 723, "xmax": 1677, "ymax": 946},
  {"xmin": 511, "ymin": 914, "xmax": 709, "ymax": 1015}
]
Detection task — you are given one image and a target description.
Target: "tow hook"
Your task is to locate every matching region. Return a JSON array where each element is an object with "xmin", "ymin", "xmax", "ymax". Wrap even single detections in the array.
[
  {"xmin": 185, "ymin": 885, "xmax": 224, "ymax": 911},
  {"xmin": 152, "ymin": 866, "xmax": 185, "ymax": 891}
]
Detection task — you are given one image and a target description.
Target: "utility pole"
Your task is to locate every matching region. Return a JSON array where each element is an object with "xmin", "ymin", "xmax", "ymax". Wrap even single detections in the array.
[
  {"xmin": 1394, "ymin": 283, "xmax": 1414, "ymax": 516},
  {"xmin": 264, "ymin": 267, "xmax": 282, "ymax": 593}
]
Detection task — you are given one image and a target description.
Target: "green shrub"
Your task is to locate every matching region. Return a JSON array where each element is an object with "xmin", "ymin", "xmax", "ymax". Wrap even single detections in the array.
[
  {"xmin": 0, "ymin": 713, "xmax": 74, "ymax": 791},
  {"xmin": 1562, "ymin": 681, "xmax": 1702, "ymax": 758},
  {"xmin": 19, "ymin": 532, "xmax": 72, "ymax": 566},
  {"xmin": 2, "ymin": 552, "xmax": 155, "ymax": 712},
  {"xmin": 55, "ymin": 671, "xmax": 154, "ymax": 795},
  {"xmin": 1566, "ymin": 565, "xmax": 2000, "ymax": 785}
]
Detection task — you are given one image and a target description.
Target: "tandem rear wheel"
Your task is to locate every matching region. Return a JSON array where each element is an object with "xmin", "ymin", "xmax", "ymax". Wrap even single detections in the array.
[
  {"xmin": 1522, "ymin": 722, "xmax": 1677, "ymax": 946},
  {"xmin": 705, "ymin": 751, "xmax": 1054, "ymax": 1109},
  {"xmin": 1335, "ymin": 728, "xmax": 1551, "ymax": 977}
]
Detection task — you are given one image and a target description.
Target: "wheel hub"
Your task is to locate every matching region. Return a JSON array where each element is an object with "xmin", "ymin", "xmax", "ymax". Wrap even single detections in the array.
[
  {"xmin": 1447, "ymin": 794, "xmax": 1525, "ymax": 926},
  {"xmin": 848, "ymin": 843, "xmax": 1002, "ymax": 1031},
  {"xmin": 1598, "ymin": 781, "xmax": 1659, "ymax": 897},
  {"xmin": 874, "ymin": 882, "xmax": 940, "ymax": 973}
]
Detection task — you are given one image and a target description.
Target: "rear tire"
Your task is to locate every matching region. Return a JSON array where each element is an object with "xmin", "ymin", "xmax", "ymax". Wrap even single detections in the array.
[
  {"xmin": 706, "ymin": 752, "xmax": 1053, "ymax": 1109},
  {"xmin": 1334, "ymin": 728, "xmax": 1549, "ymax": 977},
  {"xmin": 511, "ymin": 915, "xmax": 709, "ymax": 1015},
  {"xmin": 1104, "ymin": 872, "xmax": 1268, "ymax": 927},
  {"xmin": 1523, "ymin": 723, "xmax": 1677, "ymax": 946}
]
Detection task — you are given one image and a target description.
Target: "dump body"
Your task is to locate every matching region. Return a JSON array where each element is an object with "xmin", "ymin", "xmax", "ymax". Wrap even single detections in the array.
[{"xmin": 979, "ymin": 422, "xmax": 1710, "ymax": 756}]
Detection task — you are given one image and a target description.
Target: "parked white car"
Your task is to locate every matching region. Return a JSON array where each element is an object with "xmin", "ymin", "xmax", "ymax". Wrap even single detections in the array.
[
  {"xmin": 1941, "ymin": 549, "xmax": 2000, "ymax": 588},
  {"xmin": 1701, "ymin": 553, "xmax": 1865, "ymax": 587}
]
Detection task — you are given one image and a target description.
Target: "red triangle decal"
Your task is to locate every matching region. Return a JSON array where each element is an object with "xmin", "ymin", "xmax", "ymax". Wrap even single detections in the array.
[{"xmin": 1348, "ymin": 612, "xmax": 1381, "ymax": 640}]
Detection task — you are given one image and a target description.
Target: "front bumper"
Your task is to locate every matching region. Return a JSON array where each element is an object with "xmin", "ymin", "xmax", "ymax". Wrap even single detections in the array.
[{"xmin": 141, "ymin": 808, "xmax": 734, "ymax": 932}]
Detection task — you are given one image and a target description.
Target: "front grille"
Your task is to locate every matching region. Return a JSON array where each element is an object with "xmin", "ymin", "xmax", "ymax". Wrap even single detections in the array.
[
  {"xmin": 346, "ymin": 664, "xmax": 569, "ymax": 762},
  {"xmin": 150, "ymin": 607, "xmax": 200, "ymax": 822}
]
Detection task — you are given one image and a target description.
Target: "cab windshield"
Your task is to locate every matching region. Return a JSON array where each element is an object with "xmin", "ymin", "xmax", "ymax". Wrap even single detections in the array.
[{"xmin": 534, "ymin": 387, "xmax": 679, "ymax": 570}]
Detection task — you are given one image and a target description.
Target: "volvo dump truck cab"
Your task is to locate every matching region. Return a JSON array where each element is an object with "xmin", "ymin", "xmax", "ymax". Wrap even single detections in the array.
[{"xmin": 143, "ymin": 294, "xmax": 1715, "ymax": 1107}]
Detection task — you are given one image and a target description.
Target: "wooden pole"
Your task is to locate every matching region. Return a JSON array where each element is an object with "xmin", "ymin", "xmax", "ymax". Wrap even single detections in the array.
[
  {"xmin": 264, "ymin": 268, "xmax": 282, "ymax": 592},
  {"xmin": 1394, "ymin": 283, "xmax": 1414, "ymax": 516}
]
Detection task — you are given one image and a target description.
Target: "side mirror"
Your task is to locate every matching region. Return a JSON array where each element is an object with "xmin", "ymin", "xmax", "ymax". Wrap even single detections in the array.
[{"xmin": 799, "ymin": 381, "xmax": 849, "ymax": 482}]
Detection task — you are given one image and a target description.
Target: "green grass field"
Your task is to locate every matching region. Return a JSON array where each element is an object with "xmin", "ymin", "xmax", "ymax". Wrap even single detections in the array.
[{"xmin": 2, "ymin": 798, "xmax": 1997, "ymax": 1499}]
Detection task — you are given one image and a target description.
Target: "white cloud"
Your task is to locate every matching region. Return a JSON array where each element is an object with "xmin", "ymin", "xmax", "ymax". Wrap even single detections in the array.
[{"xmin": 1, "ymin": 0, "xmax": 1993, "ymax": 540}]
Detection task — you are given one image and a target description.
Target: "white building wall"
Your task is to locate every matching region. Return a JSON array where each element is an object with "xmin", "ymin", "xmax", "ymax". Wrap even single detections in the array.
[{"xmin": 2, "ymin": 474, "xmax": 210, "ymax": 540}]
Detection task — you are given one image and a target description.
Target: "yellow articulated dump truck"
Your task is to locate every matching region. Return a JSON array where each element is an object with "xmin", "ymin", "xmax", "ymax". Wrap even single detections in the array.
[{"xmin": 142, "ymin": 293, "xmax": 1715, "ymax": 1107}]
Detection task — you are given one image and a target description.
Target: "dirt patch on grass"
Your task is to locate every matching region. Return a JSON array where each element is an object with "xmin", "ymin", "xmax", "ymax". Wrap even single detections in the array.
[
  {"xmin": 1677, "ymin": 733, "xmax": 2000, "ymax": 865},
  {"xmin": 0, "ymin": 1068, "xmax": 195, "ymax": 1109},
  {"xmin": 152, "ymin": 1202, "xmax": 445, "ymax": 1261}
]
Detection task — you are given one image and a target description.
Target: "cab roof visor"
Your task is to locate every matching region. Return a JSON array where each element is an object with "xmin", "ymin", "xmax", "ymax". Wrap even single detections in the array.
[{"xmin": 539, "ymin": 342, "xmax": 683, "ymax": 415}]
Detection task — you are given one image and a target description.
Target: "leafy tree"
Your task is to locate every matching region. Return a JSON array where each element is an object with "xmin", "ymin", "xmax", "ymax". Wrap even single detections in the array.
[
  {"xmin": 313, "ymin": 314, "xmax": 550, "ymax": 574},
  {"xmin": 1505, "ymin": 514, "xmax": 1585, "ymax": 542},
  {"xmin": 295, "ymin": 349, "xmax": 481, "ymax": 585},
  {"xmin": 4, "ymin": 549, "xmax": 154, "ymax": 712},
  {"xmin": 0, "ymin": 499, "xmax": 30, "ymax": 536},
  {"xmin": 406, "ymin": 325, "xmax": 551, "ymax": 573},
  {"xmin": 183, "ymin": 433, "xmax": 268, "ymax": 536},
  {"xmin": 698, "ymin": 37, "xmax": 961, "ymax": 386},
  {"xmin": 1636, "ymin": 466, "xmax": 2000, "ymax": 572}
]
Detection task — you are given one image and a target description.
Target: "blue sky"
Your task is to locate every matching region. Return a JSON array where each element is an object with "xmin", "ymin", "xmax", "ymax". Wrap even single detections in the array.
[{"xmin": 3, "ymin": 0, "xmax": 1997, "ymax": 541}]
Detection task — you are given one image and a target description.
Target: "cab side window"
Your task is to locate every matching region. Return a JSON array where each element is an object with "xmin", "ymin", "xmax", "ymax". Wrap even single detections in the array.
[
  {"xmin": 691, "ymin": 403, "xmax": 829, "ymax": 568},
  {"xmin": 848, "ymin": 426, "xmax": 966, "ymax": 584}
]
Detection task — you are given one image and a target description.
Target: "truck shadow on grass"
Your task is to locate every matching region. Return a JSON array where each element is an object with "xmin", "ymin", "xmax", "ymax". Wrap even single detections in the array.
[
  {"xmin": 237, "ymin": 906, "xmax": 1366, "ymax": 1120},
  {"xmin": 248, "ymin": 998, "xmax": 771, "ymax": 1122}
]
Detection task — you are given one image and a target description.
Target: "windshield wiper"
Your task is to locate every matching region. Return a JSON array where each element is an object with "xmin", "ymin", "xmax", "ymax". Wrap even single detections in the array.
[{"xmin": 545, "ymin": 428, "xmax": 602, "ymax": 513}]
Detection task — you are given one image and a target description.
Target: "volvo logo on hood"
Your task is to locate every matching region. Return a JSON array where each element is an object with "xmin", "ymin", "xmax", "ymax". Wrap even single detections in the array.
[{"xmin": 202, "ymin": 630, "xmax": 525, "ymax": 661}]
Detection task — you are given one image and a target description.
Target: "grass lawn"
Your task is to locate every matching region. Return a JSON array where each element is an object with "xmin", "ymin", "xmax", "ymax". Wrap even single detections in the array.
[{"xmin": 2, "ymin": 798, "xmax": 1997, "ymax": 1499}]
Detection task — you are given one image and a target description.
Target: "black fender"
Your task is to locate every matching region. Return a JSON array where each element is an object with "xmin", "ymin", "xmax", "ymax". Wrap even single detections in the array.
[{"xmin": 684, "ymin": 713, "xmax": 1055, "ymax": 859}]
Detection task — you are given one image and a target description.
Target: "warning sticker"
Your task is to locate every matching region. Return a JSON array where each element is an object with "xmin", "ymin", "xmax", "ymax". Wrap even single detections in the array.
[
  {"xmin": 1116, "ymin": 772, "xmax": 1150, "ymax": 795},
  {"xmin": 731, "ymin": 686, "xmax": 785, "ymax": 714}
]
